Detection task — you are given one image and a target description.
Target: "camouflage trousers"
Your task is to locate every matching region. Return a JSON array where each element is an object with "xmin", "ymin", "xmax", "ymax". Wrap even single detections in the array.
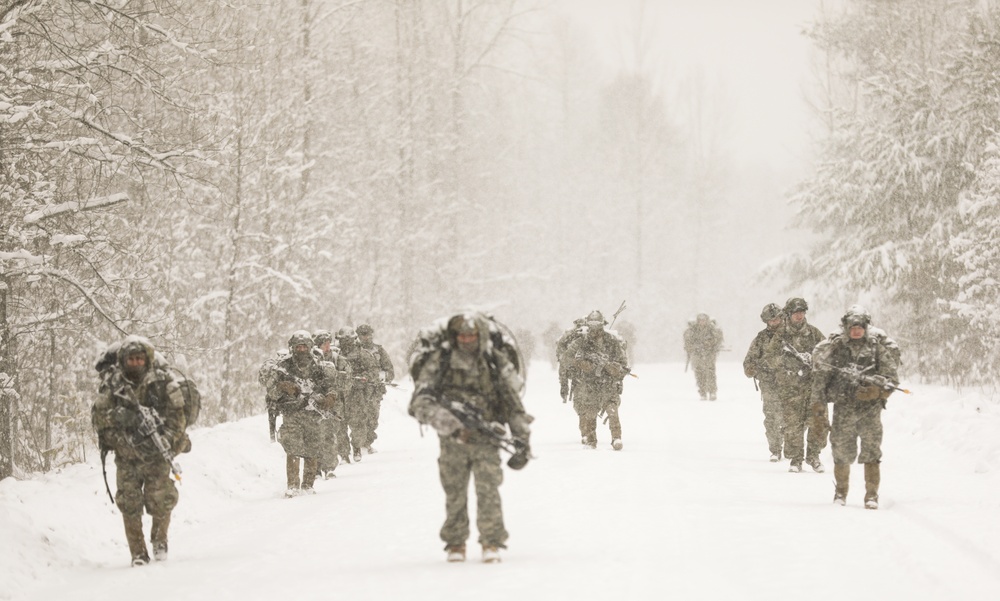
[
  {"xmin": 437, "ymin": 437, "xmax": 508, "ymax": 548},
  {"xmin": 361, "ymin": 395, "xmax": 383, "ymax": 447},
  {"xmin": 760, "ymin": 386, "xmax": 784, "ymax": 456},
  {"xmin": 278, "ymin": 410, "xmax": 324, "ymax": 458},
  {"xmin": 691, "ymin": 355, "xmax": 717, "ymax": 396},
  {"xmin": 830, "ymin": 401, "xmax": 883, "ymax": 464},
  {"xmin": 780, "ymin": 390, "xmax": 828, "ymax": 464},
  {"xmin": 114, "ymin": 454, "xmax": 178, "ymax": 518},
  {"xmin": 573, "ymin": 384, "xmax": 622, "ymax": 443},
  {"xmin": 342, "ymin": 388, "xmax": 373, "ymax": 454},
  {"xmin": 317, "ymin": 416, "xmax": 340, "ymax": 473}
]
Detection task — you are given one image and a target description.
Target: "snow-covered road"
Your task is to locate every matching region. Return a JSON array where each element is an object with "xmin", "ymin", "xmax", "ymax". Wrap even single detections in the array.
[{"xmin": 4, "ymin": 361, "xmax": 1000, "ymax": 601}]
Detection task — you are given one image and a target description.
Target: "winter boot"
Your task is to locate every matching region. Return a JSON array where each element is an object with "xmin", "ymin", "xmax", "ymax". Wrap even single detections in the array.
[
  {"xmin": 833, "ymin": 463, "xmax": 850, "ymax": 506},
  {"xmin": 446, "ymin": 544, "xmax": 466, "ymax": 563},
  {"xmin": 150, "ymin": 513, "xmax": 171, "ymax": 561},
  {"xmin": 482, "ymin": 545, "xmax": 501, "ymax": 564},
  {"xmin": 864, "ymin": 462, "xmax": 880, "ymax": 510},
  {"xmin": 808, "ymin": 456, "xmax": 825, "ymax": 473},
  {"xmin": 301, "ymin": 457, "xmax": 319, "ymax": 492},
  {"xmin": 788, "ymin": 462, "xmax": 802, "ymax": 473},
  {"xmin": 612, "ymin": 438, "xmax": 623, "ymax": 451},
  {"xmin": 122, "ymin": 513, "xmax": 149, "ymax": 567}
]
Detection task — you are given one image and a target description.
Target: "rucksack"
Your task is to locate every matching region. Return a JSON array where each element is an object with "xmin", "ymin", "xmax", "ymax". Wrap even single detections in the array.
[
  {"xmin": 168, "ymin": 366, "xmax": 201, "ymax": 427},
  {"xmin": 408, "ymin": 313, "xmax": 525, "ymax": 387},
  {"xmin": 95, "ymin": 340, "xmax": 201, "ymax": 427}
]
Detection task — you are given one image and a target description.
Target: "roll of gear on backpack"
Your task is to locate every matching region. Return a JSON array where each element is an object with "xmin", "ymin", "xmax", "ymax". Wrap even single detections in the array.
[
  {"xmin": 408, "ymin": 313, "xmax": 532, "ymax": 470},
  {"xmin": 95, "ymin": 339, "xmax": 201, "ymax": 504}
]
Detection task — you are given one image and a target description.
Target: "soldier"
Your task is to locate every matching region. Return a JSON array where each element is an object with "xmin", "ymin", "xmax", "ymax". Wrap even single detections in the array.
[
  {"xmin": 811, "ymin": 306, "xmax": 901, "ymax": 509},
  {"xmin": 764, "ymin": 297, "xmax": 828, "ymax": 473},
  {"xmin": 683, "ymin": 313, "xmax": 724, "ymax": 400},
  {"xmin": 408, "ymin": 312, "xmax": 532, "ymax": 563},
  {"xmin": 338, "ymin": 327, "xmax": 380, "ymax": 462},
  {"xmin": 555, "ymin": 317, "xmax": 587, "ymax": 403},
  {"xmin": 743, "ymin": 303, "xmax": 785, "ymax": 461},
  {"xmin": 91, "ymin": 335, "xmax": 191, "ymax": 566},
  {"xmin": 565, "ymin": 310, "xmax": 629, "ymax": 450},
  {"xmin": 269, "ymin": 330, "xmax": 338, "ymax": 497},
  {"xmin": 356, "ymin": 324, "xmax": 394, "ymax": 454},
  {"xmin": 258, "ymin": 349, "xmax": 289, "ymax": 443},
  {"xmin": 314, "ymin": 329, "xmax": 352, "ymax": 477}
]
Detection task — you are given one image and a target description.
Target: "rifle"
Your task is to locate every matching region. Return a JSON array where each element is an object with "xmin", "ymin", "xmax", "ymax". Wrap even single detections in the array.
[
  {"xmin": 443, "ymin": 400, "xmax": 532, "ymax": 470},
  {"xmin": 136, "ymin": 404, "xmax": 183, "ymax": 482},
  {"xmin": 112, "ymin": 385, "xmax": 182, "ymax": 481},
  {"xmin": 817, "ymin": 361, "xmax": 912, "ymax": 395},
  {"xmin": 782, "ymin": 342, "xmax": 813, "ymax": 377},
  {"xmin": 577, "ymin": 351, "xmax": 635, "ymax": 379},
  {"xmin": 610, "ymin": 300, "xmax": 627, "ymax": 327}
]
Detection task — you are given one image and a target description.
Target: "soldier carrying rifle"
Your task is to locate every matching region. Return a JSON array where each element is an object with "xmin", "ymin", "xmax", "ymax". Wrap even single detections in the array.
[
  {"xmin": 810, "ymin": 306, "xmax": 905, "ymax": 510},
  {"xmin": 565, "ymin": 310, "xmax": 629, "ymax": 450}
]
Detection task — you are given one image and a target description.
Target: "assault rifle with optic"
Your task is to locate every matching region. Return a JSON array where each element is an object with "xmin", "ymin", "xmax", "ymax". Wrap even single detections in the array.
[
  {"xmin": 782, "ymin": 343, "xmax": 814, "ymax": 377},
  {"xmin": 136, "ymin": 404, "xmax": 183, "ymax": 482},
  {"xmin": 443, "ymin": 400, "xmax": 532, "ymax": 470},
  {"xmin": 816, "ymin": 361, "xmax": 912, "ymax": 396},
  {"xmin": 576, "ymin": 351, "xmax": 637, "ymax": 379},
  {"xmin": 111, "ymin": 385, "xmax": 183, "ymax": 482}
]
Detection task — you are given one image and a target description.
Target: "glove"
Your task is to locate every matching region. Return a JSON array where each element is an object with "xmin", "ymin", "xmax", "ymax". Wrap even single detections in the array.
[
  {"xmin": 744, "ymin": 366, "xmax": 756, "ymax": 378},
  {"xmin": 277, "ymin": 381, "xmax": 299, "ymax": 397},
  {"xmin": 879, "ymin": 388, "xmax": 893, "ymax": 401},
  {"xmin": 428, "ymin": 407, "xmax": 463, "ymax": 436},
  {"xmin": 317, "ymin": 393, "xmax": 337, "ymax": 410},
  {"xmin": 560, "ymin": 381, "xmax": 568, "ymax": 401},
  {"xmin": 855, "ymin": 385, "xmax": 881, "ymax": 402},
  {"xmin": 174, "ymin": 432, "xmax": 193, "ymax": 454},
  {"xmin": 576, "ymin": 359, "xmax": 595, "ymax": 373},
  {"xmin": 603, "ymin": 361, "xmax": 626, "ymax": 378}
]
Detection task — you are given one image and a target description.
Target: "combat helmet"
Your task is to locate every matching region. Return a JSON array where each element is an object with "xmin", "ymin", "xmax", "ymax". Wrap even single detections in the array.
[
  {"xmin": 585, "ymin": 310, "xmax": 607, "ymax": 327},
  {"xmin": 760, "ymin": 303, "xmax": 782, "ymax": 323},
  {"xmin": 335, "ymin": 326, "xmax": 358, "ymax": 342},
  {"xmin": 288, "ymin": 330, "xmax": 313, "ymax": 350},
  {"xmin": 784, "ymin": 297, "xmax": 808, "ymax": 314},
  {"xmin": 356, "ymin": 324, "xmax": 374, "ymax": 336},
  {"xmin": 841, "ymin": 305, "xmax": 871, "ymax": 330},
  {"xmin": 313, "ymin": 329, "xmax": 333, "ymax": 347}
]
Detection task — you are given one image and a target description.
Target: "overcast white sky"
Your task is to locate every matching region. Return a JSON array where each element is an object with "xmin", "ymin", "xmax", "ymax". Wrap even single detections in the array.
[{"xmin": 560, "ymin": 0, "xmax": 827, "ymax": 170}]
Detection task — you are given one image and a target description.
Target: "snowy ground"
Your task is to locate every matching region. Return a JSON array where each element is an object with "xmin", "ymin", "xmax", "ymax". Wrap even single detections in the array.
[{"xmin": 3, "ymin": 361, "xmax": 1000, "ymax": 601}]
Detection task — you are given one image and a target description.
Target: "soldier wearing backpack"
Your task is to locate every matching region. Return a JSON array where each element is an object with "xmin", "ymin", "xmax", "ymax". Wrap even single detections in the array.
[
  {"xmin": 408, "ymin": 312, "xmax": 532, "ymax": 563},
  {"xmin": 91, "ymin": 335, "xmax": 196, "ymax": 567}
]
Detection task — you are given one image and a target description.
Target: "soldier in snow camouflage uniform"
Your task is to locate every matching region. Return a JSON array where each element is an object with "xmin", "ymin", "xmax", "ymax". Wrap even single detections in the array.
[
  {"xmin": 91, "ymin": 335, "xmax": 190, "ymax": 566},
  {"xmin": 811, "ymin": 306, "xmax": 900, "ymax": 510},
  {"xmin": 764, "ymin": 297, "xmax": 828, "ymax": 473},
  {"xmin": 356, "ymin": 324, "xmax": 394, "ymax": 454},
  {"xmin": 684, "ymin": 313, "xmax": 724, "ymax": 400},
  {"xmin": 743, "ymin": 303, "xmax": 785, "ymax": 462},
  {"xmin": 313, "ymin": 329, "xmax": 352, "ymax": 477},
  {"xmin": 270, "ymin": 330, "xmax": 338, "ymax": 497},
  {"xmin": 565, "ymin": 310, "xmax": 629, "ymax": 450},
  {"xmin": 555, "ymin": 317, "xmax": 586, "ymax": 402},
  {"xmin": 409, "ymin": 312, "xmax": 532, "ymax": 563},
  {"xmin": 338, "ymin": 327, "xmax": 380, "ymax": 462}
]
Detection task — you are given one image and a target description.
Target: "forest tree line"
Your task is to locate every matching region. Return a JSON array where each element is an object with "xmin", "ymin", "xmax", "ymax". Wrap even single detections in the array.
[{"xmin": 2, "ymin": 0, "xmax": 999, "ymax": 479}]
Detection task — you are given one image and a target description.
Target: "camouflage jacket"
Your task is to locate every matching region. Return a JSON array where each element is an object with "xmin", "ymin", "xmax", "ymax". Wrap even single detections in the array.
[
  {"xmin": 92, "ymin": 361, "xmax": 187, "ymax": 463},
  {"xmin": 565, "ymin": 331, "xmax": 629, "ymax": 387},
  {"xmin": 764, "ymin": 320, "xmax": 824, "ymax": 392},
  {"xmin": 409, "ymin": 347, "xmax": 530, "ymax": 442},
  {"xmin": 360, "ymin": 342, "xmax": 395, "ymax": 383},
  {"xmin": 743, "ymin": 326, "xmax": 780, "ymax": 386},
  {"xmin": 684, "ymin": 322, "xmax": 723, "ymax": 359},
  {"xmin": 811, "ymin": 332, "xmax": 899, "ymax": 406},
  {"xmin": 269, "ymin": 354, "xmax": 336, "ymax": 417}
]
